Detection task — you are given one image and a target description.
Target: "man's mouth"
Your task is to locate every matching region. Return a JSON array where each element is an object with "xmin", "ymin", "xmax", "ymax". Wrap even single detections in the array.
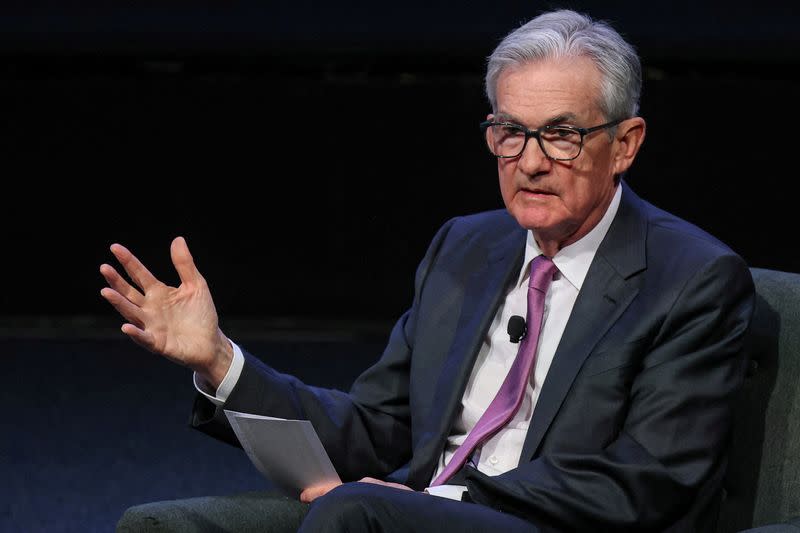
[{"xmin": 520, "ymin": 187, "xmax": 555, "ymax": 196}]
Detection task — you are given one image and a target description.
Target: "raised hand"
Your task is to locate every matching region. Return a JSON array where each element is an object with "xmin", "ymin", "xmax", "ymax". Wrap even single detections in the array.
[{"xmin": 100, "ymin": 236, "xmax": 233, "ymax": 389}]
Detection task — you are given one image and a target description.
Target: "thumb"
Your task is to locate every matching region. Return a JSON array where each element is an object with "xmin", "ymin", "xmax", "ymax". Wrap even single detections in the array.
[{"xmin": 170, "ymin": 236, "xmax": 202, "ymax": 285}]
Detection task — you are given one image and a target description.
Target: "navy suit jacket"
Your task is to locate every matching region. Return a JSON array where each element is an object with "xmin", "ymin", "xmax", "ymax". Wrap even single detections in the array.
[{"xmin": 193, "ymin": 184, "xmax": 755, "ymax": 531}]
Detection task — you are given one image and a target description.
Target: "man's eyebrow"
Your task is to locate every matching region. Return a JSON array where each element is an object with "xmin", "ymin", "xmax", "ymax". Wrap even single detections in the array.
[
  {"xmin": 494, "ymin": 112, "xmax": 523, "ymax": 124},
  {"xmin": 544, "ymin": 113, "xmax": 578, "ymax": 125},
  {"xmin": 494, "ymin": 112, "xmax": 580, "ymax": 127}
]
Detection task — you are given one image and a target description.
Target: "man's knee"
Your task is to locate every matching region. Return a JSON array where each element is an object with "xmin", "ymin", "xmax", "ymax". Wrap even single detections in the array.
[
  {"xmin": 301, "ymin": 483, "xmax": 396, "ymax": 532},
  {"xmin": 117, "ymin": 501, "xmax": 187, "ymax": 533},
  {"xmin": 310, "ymin": 483, "xmax": 375, "ymax": 520},
  {"xmin": 116, "ymin": 492, "xmax": 309, "ymax": 533}
]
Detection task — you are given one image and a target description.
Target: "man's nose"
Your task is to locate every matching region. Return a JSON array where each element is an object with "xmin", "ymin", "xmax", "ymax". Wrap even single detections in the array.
[{"xmin": 517, "ymin": 137, "xmax": 553, "ymax": 175}]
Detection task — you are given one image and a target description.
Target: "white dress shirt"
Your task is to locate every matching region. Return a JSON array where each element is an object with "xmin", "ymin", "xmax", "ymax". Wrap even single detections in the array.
[
  {"xmin": 426, "ymin": 185, "xmax": 622, "ymax": 499},
  {"xmin": 195, "ymin": 185, "xmax": 623, "ymax": 501}
]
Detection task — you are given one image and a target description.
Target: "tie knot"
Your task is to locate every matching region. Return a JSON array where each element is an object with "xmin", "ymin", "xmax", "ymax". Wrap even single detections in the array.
[{"xmin": 529, "ymin": 255, "xmax": 557, "ymax": 292}]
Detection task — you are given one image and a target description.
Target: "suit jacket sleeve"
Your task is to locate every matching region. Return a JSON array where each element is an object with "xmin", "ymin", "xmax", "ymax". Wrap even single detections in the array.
[
  {"xmin": 463, "ymin": 253, "xmax": 755, "ymax": 530},
  {"xmin": 190, "ymin": 217, "xmax": 459, "ymax": 482}
]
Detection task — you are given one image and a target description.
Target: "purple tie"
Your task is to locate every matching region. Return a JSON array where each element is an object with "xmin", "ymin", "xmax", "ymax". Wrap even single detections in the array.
[{"xmin": 430, "ymin": 255, "xmax": 557, "ymax": 486}]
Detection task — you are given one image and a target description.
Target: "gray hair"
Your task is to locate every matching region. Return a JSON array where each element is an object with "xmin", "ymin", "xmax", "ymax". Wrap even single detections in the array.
[{"xmin": 486, "ymin": 10, "xmax": 642, "ymax": 121}]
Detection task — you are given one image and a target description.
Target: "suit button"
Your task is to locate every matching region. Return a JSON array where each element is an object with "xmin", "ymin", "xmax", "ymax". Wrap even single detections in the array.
[{"xmin": 489, "ymin": 455, "xmax": 499, "ymax": 465}]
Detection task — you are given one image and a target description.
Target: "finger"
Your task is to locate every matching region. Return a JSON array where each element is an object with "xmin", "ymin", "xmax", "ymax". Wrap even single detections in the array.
[
  {"xmin": 299, "ymin": 481, "xmax": 341, "ymax": 503},
  {"xmin": 299, "ymin": 486, "xmax": 324, "ymax": 503},
  {"xmin": 120, "ymin": 323, "xmax": 157, "ymax": 352},
  {"xmin": 100, "ymin": 287, "xmax": 144, "ymax": 328},
  {"xmin": 100, "ymin": 264, "xmax": 145, "ymax": 305},
  {"xmin": 110, "ymin": 243, "xmax": 160, "ymax": 291},
  {"xmin": 170, "ymin": 236, "xmax": 203, "ymax": 286}
]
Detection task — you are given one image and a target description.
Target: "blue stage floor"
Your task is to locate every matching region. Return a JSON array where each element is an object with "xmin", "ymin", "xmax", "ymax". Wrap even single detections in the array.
[{"xmin": 3, "ymin": 334, "xmax": 384, "ymax": 532}]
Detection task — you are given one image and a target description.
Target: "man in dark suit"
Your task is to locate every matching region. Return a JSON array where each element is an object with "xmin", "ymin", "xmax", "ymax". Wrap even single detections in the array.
[{"xmin": 104, "ymin": 9, "xmax": 754, "ymax": 532}]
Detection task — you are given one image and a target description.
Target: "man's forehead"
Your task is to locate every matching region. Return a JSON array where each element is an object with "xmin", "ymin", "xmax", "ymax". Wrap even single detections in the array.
[{"xmin": 494, "ymin": 58, "xmax": 602, "ymax": 124}]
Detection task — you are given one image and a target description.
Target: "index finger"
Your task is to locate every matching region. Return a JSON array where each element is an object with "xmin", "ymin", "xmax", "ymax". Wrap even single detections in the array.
[{"xmin": 109, "ymin": 243, "xmax": 160, "ymax": 291}]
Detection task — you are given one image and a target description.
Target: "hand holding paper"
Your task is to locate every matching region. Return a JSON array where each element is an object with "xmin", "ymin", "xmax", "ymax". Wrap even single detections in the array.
[
  {"xmin": 299, "ymin": 477, "xmax": 414, "ymax": 503},
  {"xmin": 224, "ymin": 410, "xmax": 341, "ymax": 499}
]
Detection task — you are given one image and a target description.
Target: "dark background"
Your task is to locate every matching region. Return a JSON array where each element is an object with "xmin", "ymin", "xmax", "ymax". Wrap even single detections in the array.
[
  {"xmin": 2, "ymin": 3, "xmax": 800, "ymax": 531},
  {"xmin": 1, "ymin": 0, "xmax": 798, "ymax": 325}
]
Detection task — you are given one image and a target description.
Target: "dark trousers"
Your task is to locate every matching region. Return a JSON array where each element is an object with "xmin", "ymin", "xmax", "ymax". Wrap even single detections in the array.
[
  {"xmin": 117, "ymin": 484, "xmax": 539, "ymax": 532},
  {"xmin": 300, "ymin": 482, "xmax": 538, "ymax": 533},
  {"xmin": 116, "ymin": 492, "xmax": 308, "ymax": 532}
]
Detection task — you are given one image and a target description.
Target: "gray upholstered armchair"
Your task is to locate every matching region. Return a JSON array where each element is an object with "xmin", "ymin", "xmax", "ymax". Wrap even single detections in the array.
[{"xmin": 717, "ymin": 268, "xmax": 800, "ymax": 532}]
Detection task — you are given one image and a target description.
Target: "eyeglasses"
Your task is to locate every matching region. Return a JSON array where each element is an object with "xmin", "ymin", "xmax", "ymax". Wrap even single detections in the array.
[{"xmin": 480, "ymin": 118, "xmax": 623, "ymax": 161}]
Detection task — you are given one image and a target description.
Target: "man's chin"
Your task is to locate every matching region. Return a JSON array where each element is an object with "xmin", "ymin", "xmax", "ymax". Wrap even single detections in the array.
[{"xmin": 508, "ymin": 208, "xmax": 554, "ymax": 233}]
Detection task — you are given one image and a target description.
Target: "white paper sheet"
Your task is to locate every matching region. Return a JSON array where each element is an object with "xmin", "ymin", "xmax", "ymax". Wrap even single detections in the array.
[{"xmin": 224, "ymin": 409, "xmax": 341, "ymax": 498}]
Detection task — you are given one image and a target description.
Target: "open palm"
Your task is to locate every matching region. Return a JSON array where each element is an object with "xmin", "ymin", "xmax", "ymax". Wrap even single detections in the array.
[{"xmin": 100, "ymin": 237, "xmax": 232, "ymax": 386}]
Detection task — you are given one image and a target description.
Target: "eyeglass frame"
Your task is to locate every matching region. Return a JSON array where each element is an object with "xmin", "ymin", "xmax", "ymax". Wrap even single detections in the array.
[{"xmin": 479, "ymin": 118, "xmax": 624, "ymax": 161}]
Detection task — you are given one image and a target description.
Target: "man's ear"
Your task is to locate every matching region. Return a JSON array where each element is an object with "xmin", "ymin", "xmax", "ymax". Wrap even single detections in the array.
[{"xmin": 612, "ymin": 117, "xmax": 646, "ymax": 176}]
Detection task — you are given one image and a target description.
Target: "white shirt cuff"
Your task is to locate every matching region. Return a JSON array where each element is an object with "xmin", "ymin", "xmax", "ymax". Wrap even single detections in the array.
[
  {"xmin": 192, "ymin": 340, "xmax": 245, "ymax": 405},
  {"xmin": 423, "ymin": 485, "xmax": 468, "ymax": 501}
]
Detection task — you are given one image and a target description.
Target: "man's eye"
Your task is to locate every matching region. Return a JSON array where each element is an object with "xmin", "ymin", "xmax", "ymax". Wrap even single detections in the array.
[
  {"xmin": 543, "ymin": 127, "xmax": 579, "ymax": 141},
  {"xmin": 494, "ymin": 124, "xmax": 525, "ymax": 139},
  {"xmin": 551, "ymin": 127, "xmax": 577, "ymax": 138},
  {"xmin": 500, "ymin": 125, "xmax": 524, "ymax": 135}
]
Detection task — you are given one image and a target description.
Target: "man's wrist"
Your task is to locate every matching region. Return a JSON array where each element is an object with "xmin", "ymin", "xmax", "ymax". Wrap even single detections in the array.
[
  {"xmin": 195, "ymin": 329, "xmax": 234, "ymax": 390},
  {"xmin": 193, "ymin": 339, "xmax": 244, "ymax": 405}
]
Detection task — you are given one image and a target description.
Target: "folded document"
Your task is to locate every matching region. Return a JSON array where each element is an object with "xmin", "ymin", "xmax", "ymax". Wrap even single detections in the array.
[{"xmin": 224, "ymin": 410, "xmax": 341, "ymax": 498}]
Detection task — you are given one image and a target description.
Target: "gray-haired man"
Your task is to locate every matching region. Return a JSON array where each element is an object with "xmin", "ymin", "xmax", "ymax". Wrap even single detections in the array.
[{"xmin": 109, "ymin": 9, "xmax": 753, "ymax": 532}]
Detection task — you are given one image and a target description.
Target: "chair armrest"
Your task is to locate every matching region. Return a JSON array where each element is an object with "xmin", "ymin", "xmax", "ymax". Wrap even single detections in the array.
[{"xmin": 739, "ymin": 517, "xmax": 800, "ymax": 532}]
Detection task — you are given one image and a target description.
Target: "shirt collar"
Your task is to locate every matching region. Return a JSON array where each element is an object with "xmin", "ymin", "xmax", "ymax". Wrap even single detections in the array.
[{"xmin": 516, "ymin": 183, "xmax": 623, "ymax": 291}]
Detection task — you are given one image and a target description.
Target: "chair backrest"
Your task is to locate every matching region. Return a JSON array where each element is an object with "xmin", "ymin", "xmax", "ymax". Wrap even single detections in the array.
[{"xmin": 717, "ymin": 268, "xmax": 800, "ymax": 532}]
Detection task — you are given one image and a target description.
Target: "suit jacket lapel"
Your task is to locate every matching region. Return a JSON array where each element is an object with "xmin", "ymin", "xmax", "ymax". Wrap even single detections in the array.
[
  {"xmin": 520, "ymin": 185, "xmax": 649, "ymax": 460},
  {"xmin": 407, "ymin": 225, "xmax": 526, "ymax": 488}
]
